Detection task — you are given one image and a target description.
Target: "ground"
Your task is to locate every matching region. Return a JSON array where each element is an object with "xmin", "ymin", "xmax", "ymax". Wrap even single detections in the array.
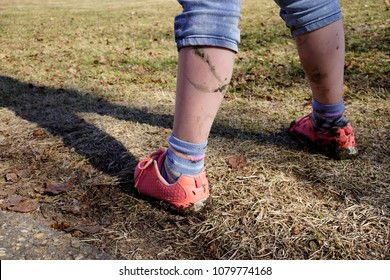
[{"xmin": 0, "ymin": 0, "xmax": 389, "ymax": 259}]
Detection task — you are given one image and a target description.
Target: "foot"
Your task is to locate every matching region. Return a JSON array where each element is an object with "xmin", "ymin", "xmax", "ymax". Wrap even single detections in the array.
[
  {"xmin": 134, "ymin": 150, "xmax": 210, "ymax": 211},
  {"xmin": 289, "ymin": 113, "xmax": 358, "ymax": 159}
]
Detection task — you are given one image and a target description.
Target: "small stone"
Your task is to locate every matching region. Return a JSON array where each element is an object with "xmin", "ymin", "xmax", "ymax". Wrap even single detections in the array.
[
  {"xmin": 71, "ymin": 240, "xmax": 80, "ymax": 248},
  {"xmin": 52, "ymin": 238, "xmax": 61, "ymax": 246},
  {"xmin": 13, "ymin": 246, "xmax": 21, "ymax": 251},
  {"xmin": 0, "ymin": 248, "xmax": 7, "ymax": 257},
  {"xmin": 34, "ymin": 233, "xmax": 45, "ymax": 239},
  {"xmin": 5, "ymin": 173, "xmax": 18, "ymax": 182}
]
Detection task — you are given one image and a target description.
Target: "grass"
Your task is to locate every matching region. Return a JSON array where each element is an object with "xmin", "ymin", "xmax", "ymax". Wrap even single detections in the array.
[{"xmin": 0, "ymin": 0, "xmax": 389, "ymax": 259}]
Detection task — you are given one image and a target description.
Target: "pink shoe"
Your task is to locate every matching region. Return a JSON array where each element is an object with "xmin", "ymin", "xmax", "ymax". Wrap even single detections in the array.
[
  {"xmin": 290, "ymin": 113, "xmax": 358, "ymax": 159},
  {"xmin": 134, "ymin": 150, "xmax": 210, "ymax": 211}
]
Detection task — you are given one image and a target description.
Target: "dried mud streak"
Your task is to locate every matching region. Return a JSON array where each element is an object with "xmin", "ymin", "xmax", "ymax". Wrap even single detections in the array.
[
  {"xmin": 190, "ymin": 47, "xmax": 230, "ymax": 94},
  {"xmin": 213, "ymin": 83, "xmax": 230, "ymax": 93},
  {"xmin": 193, "ymin": 47, "xmax": 224, "ymax": 83},
  {"xmin": 186, "ymin": 77, "xmax": 210, "ymax": 93}
]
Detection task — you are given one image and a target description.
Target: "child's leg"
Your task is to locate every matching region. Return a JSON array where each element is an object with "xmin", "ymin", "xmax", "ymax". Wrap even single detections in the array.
[
  {"xmin": 173, "ymin": 46, "xmax": 235, "ymax": 144},
  {"xmin": 275, "ymin": 0, "xmax": 345, "ymax": 105},
  {"xmin": 134, "ymin": 0, "xmax": 242, "ymax": 210},
  {"xmin": 275, "ymin": 0, "xmax": 357, "ymax": 158},
  {"xmin": 162, "ymin": 46, "xmax": 235, "ymax": 183},
  {"xmin": 296, "ymin": 20, "xmax": 349, "ymax": 131},
  {"xmin": 295, "ymin": 20, "xmax": 344, "ymax": 105}
]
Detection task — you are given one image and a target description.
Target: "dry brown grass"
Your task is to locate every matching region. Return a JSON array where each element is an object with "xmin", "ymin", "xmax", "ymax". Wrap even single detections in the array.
[{"xmin": 0, "ymin": 0, "xmax": 389, "ymax": 259}]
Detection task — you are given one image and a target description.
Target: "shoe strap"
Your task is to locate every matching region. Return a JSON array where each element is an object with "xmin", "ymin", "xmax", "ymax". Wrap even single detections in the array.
[
  {"xmin": 134, "ymin": 157, "xmax": 153, "ymax": 189},
  {"xmin": 134, "ymin": 150, "xmax": 164, "ymax": 189}
]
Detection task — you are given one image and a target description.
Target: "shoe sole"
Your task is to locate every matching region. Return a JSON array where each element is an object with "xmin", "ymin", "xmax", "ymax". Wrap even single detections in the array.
[
  {"xmin": 161, "ymin": 196, "xmax": 212, "ymax": 215},
  {"xmin": 136, "ymin": 191, "xmax": 212, "ymax": 215}
]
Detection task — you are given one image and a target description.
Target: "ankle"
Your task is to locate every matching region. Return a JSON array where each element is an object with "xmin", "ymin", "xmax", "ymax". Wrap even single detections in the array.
[
  {"xmin": 161, "ymin": 134, "xmax": 207, "ymax": 184},
  {"xmin": 311, "ymin": 99, "xmax": 347, "ymax": 130}
]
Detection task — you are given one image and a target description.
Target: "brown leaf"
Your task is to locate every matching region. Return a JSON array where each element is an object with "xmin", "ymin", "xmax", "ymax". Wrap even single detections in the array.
[
  {"xmin": 16, "ymin": 168, "xmax": 32, "ymax": 179},
  {"xmin": 44, "ymin": 182, "xmax": 72, "ymax": 195},
  {"xmin": 227, "ymin": 155, "xmax": 247, "ymax": 170},
  {"xmin": 347, "ymin": 60, "xmax": 358, "ymax": 70},
  {"xmin": 93, "ymin": 57, "xmax": 108, "ymax": 65},
  {"xmin": 2, "ymin": 197, "xmax": 38, "ymax": 213},
  {"xmin": 292, "ymin": 225, "xmax": 302, "ymax": 235},
  {"xmin": 51, "ymin": 221, "xmax": 71, "ymax": 231},
  {"xmin": 160, "ymin": 128, "xmax": 171, "ymax": 137},
  {"xmin": 0, "ymin": 185, "xmax": 17, "ymax": 197},
  {"xmin": 0, "ymin": 153, "xmax": 12, "ymax": 159},
  {"xmin": 63, "ymin": 224, "xmax": 103, "ymax": 234},
  {"xmin": 5, "ymin": 173, "xmax": 18, "ymax": 182},
  {"xmin": 33, "ymin": 129, "xmax": 45, "ymax": 136},
  {"xmin": 209, "ymin": 242, "xmax": 216, "ymax": 254},
  {"xmin": 343, "ymin": 84, "xmax": 349, "ymax": 94}
]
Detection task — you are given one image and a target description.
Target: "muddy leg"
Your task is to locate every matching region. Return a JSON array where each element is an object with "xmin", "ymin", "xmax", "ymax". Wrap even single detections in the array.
[
  {"xmin": 173, "ymin": 46, "xmax": 235, "ymax": 143},
  {"xmin": 295, "ymin": 20, "xmax": 345, "ymax": 104}
]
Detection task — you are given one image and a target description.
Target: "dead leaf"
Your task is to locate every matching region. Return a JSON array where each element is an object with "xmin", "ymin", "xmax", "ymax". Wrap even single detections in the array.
[
  {"xmin": 93, "ymin": 57, "xmax": 108, "ymax": 65},
  {"xmin": 2, "ymin": 197, "xmax": 38, "ymax": 213},
  {"xmin": 0, "ymin": 185, "xmax": 17, "ymax": 197},
  {"xmin": 68, "ymin": 67, "xmax": 80, "ymax": 74},
  {"xmin": 343, "ymin": 84, "xmax": 349, "ymax": 94},
  {"xmin": 0, "ymin": 153, "xmax": 12, "ymax": 159},
  {"xmin": 227, "ymin": 155, "xmax": 247, "ymax": 170},
  {"xmin": 347, "ymin": 60, "xmax": 358, "ymax": 70},
  {"xmin": 33, "ymin": 185, "xmax": 45, "ymax": 196},
  {"xmin": 63, "ymin": 224, "xmax": 103, "ymax": 234},
  {"xmin": 5, "ymin": 173, "xmax": 18, "ymax": 182},
  {"xmin": 44, "ymin": 182, "xmax": 72, "ymax": 195},
  {"xmin": 292, "ymin": 225, "xmax": 302, "ymax": 235},
  {"xmin": 209, "ymin": 243, "xmax": 216, "ymax": 254},
  {"xmin": 51, "ymin": 221, "xmax": 71, "ymax": 231},
  {"xmin": 160, "ymin": 128, "xmax": 171, "ymax": 137},
  {"xmin": 33, "ymin": 129, "xmax": 45, "ymax": 136},
  {"xmin": 16, "ymin": 168, "xmax": 32, "ymax": 179}
]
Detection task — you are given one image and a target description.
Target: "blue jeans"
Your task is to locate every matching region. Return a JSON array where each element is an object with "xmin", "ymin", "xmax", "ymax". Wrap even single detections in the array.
[{"xmin": 174, "ymin": 0, "xmax": 342, "ymax": 52}]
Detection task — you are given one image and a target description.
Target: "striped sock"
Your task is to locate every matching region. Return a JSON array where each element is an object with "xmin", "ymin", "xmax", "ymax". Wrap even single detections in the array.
[
  {"xmin": 161, "ymin": 134, "xmax": 207, "ymax": 184},
  {"xmin": 311, "ymin": 99, "xmax": 347, "ymax": 132}
]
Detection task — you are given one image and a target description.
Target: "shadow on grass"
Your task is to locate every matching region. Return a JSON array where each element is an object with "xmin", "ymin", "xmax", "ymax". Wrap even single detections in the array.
[
  {"xmin": 0, "ymin": 75, "xmax": 298, "ymax": 183},
  {"xmin": 2, "ymin": 74, "xmax": 385, "ymax": 212}
]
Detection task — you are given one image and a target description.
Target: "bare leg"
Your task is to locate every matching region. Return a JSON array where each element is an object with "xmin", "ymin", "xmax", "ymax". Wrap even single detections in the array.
[
  {"xmin": 173, "ymin": 46, "xmax": 236, "ymax": 144},
  {"xmin": 295, "ymin": 20, "xmax": 345, "ymax": 105}
]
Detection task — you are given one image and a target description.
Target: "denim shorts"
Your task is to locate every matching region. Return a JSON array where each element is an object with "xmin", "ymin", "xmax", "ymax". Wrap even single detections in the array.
[{"xmin": 174, "ymin": 0, "xmax": 342, "ymax": 52}]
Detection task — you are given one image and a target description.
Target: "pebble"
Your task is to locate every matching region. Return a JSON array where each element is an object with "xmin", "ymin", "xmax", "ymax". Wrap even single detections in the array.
[
  {"xmin": 0, "ymin": 248, "xmax": 7, "ymax": 257},
  {"xmin": 71, "ymin": 240, "xmax": 80, "ymax": 248},
  {"xmin": 34, "ymin": 233, "xmax": 45, "ymax": 239}
]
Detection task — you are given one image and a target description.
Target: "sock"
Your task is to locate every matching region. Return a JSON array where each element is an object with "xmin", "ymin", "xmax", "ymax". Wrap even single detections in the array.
[
  {"xmin": 311, "ymin": 99, "xmax": 347, "ymax": 131},
  {"xmin": 161, "ymin": 134, "xmax": 207, "ymax": 184}
]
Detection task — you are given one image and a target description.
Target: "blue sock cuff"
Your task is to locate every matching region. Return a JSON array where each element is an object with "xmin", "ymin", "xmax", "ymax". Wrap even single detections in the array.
[
  {"xmin": 312, "ymin": 99, "xmax": 345, "ymax": 117},
  {"xmin": 168, "ymin": 134, "xmax": 207, "ymax": 157},
  {"xmin": 165, "ymin": 149, "xmax": 205, "ymax": 175},
  {"xmin": 163, "ymin": 134, "xmax": 207, "ymax": 179}
]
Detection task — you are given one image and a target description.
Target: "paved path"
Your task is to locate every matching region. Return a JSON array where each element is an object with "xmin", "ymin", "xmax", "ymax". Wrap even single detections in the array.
[{"xmin": 0, "ymin": 210, "xmax": 111, "ymax": 260}]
